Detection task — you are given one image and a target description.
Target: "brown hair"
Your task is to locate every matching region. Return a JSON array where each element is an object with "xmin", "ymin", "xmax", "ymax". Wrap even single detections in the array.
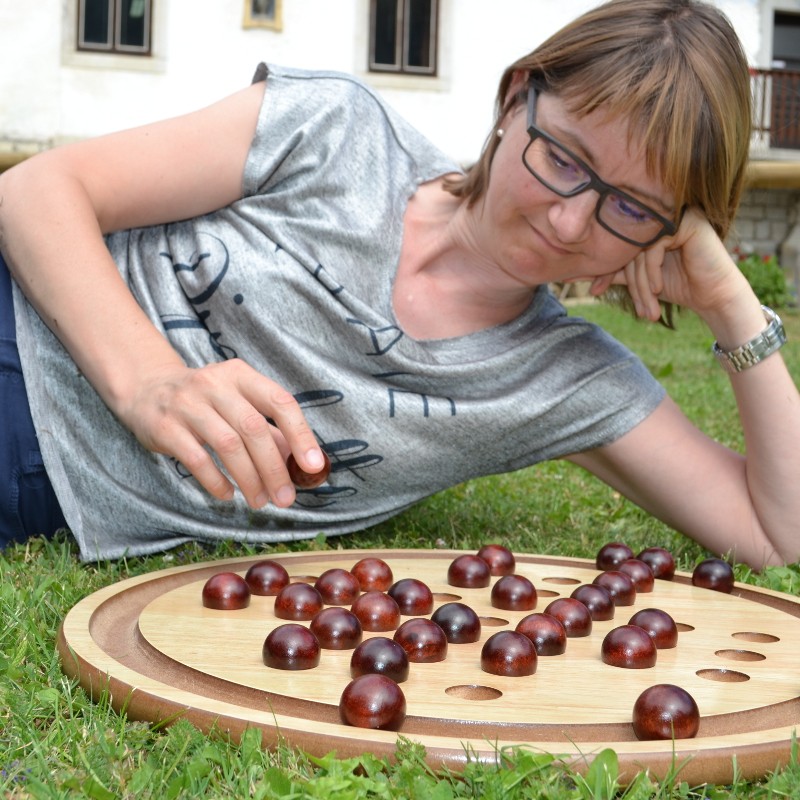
[{"xmin": 445, "ymin": 0, "xmax": 752, "ymax": 241}]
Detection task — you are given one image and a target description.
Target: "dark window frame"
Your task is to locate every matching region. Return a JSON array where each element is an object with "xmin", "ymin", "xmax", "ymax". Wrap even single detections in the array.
[
  {"xmin": 369, "ymin": 0, "xmax": 438, "ymax": 76},
  {"xmin": 77, "ymin": 0, "xmax": 152, "ymax": 55}
]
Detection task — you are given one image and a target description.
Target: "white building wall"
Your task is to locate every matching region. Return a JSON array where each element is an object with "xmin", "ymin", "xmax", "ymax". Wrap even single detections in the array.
[{"xmin": 1, "ymin": 0, "xmax": 765, "ymax": 165}]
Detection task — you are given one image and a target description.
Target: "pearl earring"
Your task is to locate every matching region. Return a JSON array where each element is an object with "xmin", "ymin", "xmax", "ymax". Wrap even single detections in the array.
[{"xmin": 497, "ymin": 128, "xmax": 505, "ymax": 138}]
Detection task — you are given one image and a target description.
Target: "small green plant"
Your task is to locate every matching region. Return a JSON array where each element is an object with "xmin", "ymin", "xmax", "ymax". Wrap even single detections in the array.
[{"xmin": 734, "ymin": 251, "xmax": 791, "ymax": 309}]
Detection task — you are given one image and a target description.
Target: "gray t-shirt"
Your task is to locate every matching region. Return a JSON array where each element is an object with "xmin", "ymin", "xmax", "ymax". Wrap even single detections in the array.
[{"xmin": 14, "ymin": 64, "xmax": 665, "ymax": 561}]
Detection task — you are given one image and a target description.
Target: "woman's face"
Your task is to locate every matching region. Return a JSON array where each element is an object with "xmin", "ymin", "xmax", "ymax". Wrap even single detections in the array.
[{"xmin": 474, "ymin": 89, "xmax": 677, "ymax": 290}]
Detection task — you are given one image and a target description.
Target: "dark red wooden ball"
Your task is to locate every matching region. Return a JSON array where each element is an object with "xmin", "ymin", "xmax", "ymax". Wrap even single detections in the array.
[
  {"xmin": 314, "ymin": 568, "xmax": 360, "ymax": 606},
  {"xmin": 570, "ymin": 584, "xmax": 615, "ymax": 621},
  {"xmin": 309, "ymin": 607, "xmax": 363, "ymax": 650},
  {"xmin": 632, "ymin": 684, "xmax": 700, "ymax": 740},
  {"xmin": 476, "ymin": 544, "xmax": 516, "ymax": 576},
  {"xmin": 393, "ymin": 618, "xmax": 448, "ymax": 663},
  {"xmin": 593, "ymin": 570, "xmax": 637, "ymax": 606},
  {"xmin": 339, "ymin": 674, "xmax": 407, "ymax": 731},
  {"xmin": 431, "ymin": 602, "xmax": 482, "ymax": 644},
  {"xmin": 637, "ymin": 547, "xmax": 676, "ymax": 580},
  {"xmin": 350, "ymin": 636, "xmax": 410, "ymax": 683},
  {"xmin": 515, "ymin": 613, "xmax": 567, "ymax": 656},
  {"xmin": 447, "ymin": 554, "xmax": 491, "ymax": 588},
  {"xmin": 273, "ymin": 582, "xmax": 324, "ymax": 621},
  {"xmin": 351, "ymin": 557, "xmax": 393, "ymax": 591},
  {"xmin": 480, "ymin": 630, "xmax": 538, "ymax": 677},
  {"xmin": 601, "ymin": 625, "xmax": 658, "ymax": 669},
  {"xmin": 262, "ymin": 623, "xmax": 320, "ymax": 670},
  {"xmin": 201, "ymin": 572, "xmax": 251, "ymax": 610},
  {"xmin": 692, "ymin": 558, "xmax": 735, "ymax": 593},
  {"xmin": 596, "ymin": 542, "xmax": 634, "ymax": 570},
  {"xmin": 629, "ymin": 608, "xmax": 678, "ymax": 649},
  {"xmin": 490, "ymin": 574, "xmax": 537, "ymax": 611},
  {"xmin": 350, "ymin": 591, "xmax": 402, "ymax": 632},
  {"xmin": 543, "ymin": 597, "xmax": 592, "ymax": 637},
  {"xmin": 287, "ymin": 451, "xmax": 331, "ymax": 489},
  {"xmin": 617, "ymin": 558, "xmax": 655, "ymax": 593},
  {"xmin": 244, "ymin": 560, "xmax": 290, "ymax": 596},
  {"xmin": 387, "ymin": 578, "xmax": 434, "ymax": 616}
]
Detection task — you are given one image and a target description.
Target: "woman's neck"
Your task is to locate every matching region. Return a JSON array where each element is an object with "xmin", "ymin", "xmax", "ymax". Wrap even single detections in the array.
[{"xmin": 392, "ymin": 180, "xmax": 538, "ymax": 340}]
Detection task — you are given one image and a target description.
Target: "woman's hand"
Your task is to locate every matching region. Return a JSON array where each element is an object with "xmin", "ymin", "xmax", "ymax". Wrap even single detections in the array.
[
  {"xmin": 118, "ymin": 359, "xmax": 326, "ymax": 509},
  {"xmin": 588, "ymin": 208, "xmax": 756, "ymax": 325}
]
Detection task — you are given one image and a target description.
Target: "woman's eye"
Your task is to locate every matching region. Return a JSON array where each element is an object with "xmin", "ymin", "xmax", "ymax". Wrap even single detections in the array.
[
  {"xmin": 610, "ymin": 194, "xmax": 652, "ymax": 223},
  {"xmin": 546, "ymin": 144, "xmax": 582, "ymax": 176}
]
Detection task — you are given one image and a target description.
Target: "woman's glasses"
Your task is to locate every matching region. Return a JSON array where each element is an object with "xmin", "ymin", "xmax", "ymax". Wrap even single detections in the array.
[{"xmin": 522, "ymin": 83, "xmax": 679, "ymax": 247}]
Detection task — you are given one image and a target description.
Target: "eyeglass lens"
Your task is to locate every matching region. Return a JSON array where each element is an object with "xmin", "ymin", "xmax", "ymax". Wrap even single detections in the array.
[{"xmin": 524, "ymin": 137, "xmax": 665, "ymax": 245}]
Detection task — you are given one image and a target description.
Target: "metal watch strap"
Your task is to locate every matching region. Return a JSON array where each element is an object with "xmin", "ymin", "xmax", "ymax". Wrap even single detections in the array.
[{"xmin": 712, "ymin": 305, "xmax": 787, "ymax": 374}]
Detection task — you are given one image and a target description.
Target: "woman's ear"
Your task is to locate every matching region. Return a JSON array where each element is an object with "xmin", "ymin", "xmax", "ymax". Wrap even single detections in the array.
[{"xmin": 504, "ymin": 69, "xmax": 529, "ymax": 105}]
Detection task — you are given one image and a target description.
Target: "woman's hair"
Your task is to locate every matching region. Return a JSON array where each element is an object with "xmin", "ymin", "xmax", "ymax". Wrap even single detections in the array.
[{"xmin": 445, "ymin": 0, "xmax": 752, "ymax": 242}]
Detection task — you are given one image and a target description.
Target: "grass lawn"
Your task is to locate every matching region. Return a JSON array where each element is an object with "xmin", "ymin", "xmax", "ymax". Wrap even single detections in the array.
[{"xmin": 3, "ymin": 301, "xmax": 800, "ymax": 799}]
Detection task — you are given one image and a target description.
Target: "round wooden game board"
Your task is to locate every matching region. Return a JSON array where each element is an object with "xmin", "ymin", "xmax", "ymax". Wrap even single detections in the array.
[{"xmin": 57, "ymin": 549, "xmax": 800, "ymax": 784}]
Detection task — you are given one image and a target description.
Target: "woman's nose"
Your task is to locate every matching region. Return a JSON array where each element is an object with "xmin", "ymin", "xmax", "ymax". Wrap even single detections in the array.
[{"xmin": 548, "ymin": 190, "xmax": 597, "ymax": 243}]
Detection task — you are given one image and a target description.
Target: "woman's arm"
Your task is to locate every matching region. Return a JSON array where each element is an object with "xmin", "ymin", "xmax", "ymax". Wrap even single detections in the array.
[
  {"xmin": 574, "ymin": 211, "xmax": 800, "ymax": 570},
  {"xmin": 0, "ymin": 81, "xmax": 326, "ymax": 509}
]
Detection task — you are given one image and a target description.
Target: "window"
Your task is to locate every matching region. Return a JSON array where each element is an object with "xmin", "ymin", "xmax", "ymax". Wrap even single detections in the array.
[
  {"xmin": 78, "ymin": 0, "xmax": 151, "ymax": 55},
  {"xmin": 769, "ymin": 11, "xmax": 800, "ymax": 149},
  {"xmin": 369, "ymin": 0, "xmax": 438, "ymax": 75}
]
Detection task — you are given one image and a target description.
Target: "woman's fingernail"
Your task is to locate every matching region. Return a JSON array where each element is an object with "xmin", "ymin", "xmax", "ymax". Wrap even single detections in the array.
[
  {"xmin": 306, "ymin": 448, "xmax": 325, "ymax": 469},
  {"xmin": 276, "ymin": 486, "xmax": 295, "ymax": 506}
]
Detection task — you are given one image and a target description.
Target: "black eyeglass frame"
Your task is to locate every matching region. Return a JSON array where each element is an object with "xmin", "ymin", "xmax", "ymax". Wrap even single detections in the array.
[{"xmin": 523, "ymin": 82, "xmax": 680, "ymax": 248}]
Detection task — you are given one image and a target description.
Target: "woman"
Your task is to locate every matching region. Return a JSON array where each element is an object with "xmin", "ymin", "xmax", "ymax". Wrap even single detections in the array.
[{"xmin": 1, "ymin": 0, "xmax": 797, "ymax": 568}]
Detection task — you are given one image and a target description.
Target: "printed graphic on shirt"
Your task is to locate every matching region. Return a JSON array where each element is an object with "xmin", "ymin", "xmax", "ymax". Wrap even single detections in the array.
[{"xmin": 160, "ymin": 232, "xmax": 238, "ymax": 361}]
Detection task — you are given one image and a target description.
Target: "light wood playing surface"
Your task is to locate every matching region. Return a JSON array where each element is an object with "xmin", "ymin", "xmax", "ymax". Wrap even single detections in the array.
[{"xmin": 58, "ymin": 549, "xmax": 800, "ymax": 784}]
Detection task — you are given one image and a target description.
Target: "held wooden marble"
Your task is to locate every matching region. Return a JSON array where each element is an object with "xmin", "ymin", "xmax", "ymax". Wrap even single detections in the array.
[{"xmin": 287, "ymin": 451, "xmax": 332, "ymax": 489}]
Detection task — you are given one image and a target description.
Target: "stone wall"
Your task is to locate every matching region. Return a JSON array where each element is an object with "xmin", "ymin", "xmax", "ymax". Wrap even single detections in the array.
[{"xmin": 731, "ymin": 187, "xmax": 800, "ymax": 257}]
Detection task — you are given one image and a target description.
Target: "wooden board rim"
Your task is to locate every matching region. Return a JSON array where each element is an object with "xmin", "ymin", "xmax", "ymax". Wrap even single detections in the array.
[{"xmin": 58, "ymin": 549, "xmax": 800, "ymax": 784}]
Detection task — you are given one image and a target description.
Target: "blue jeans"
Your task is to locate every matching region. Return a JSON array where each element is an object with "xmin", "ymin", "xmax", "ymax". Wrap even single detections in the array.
[{"xmin": 0, "ymin": 252, "xmax": 67, "ymax": 546}]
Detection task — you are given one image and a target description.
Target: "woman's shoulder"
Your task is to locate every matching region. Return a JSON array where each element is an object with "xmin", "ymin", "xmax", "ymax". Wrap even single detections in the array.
[{"xmin": 252, "ymin": 63, "xmax": 397, "ymax": 120}]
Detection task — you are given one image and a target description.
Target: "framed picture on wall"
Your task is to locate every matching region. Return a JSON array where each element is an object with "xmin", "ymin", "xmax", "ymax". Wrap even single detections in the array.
[{"xmin": 243, "ymin": 0, "xmax": 282, "ymax": 30}]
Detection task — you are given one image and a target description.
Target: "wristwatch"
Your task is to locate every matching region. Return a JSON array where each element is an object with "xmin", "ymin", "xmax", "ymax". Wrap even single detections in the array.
[{"xmin": 712, "ymin": 305, "xmax": 787, "ymax": 374}]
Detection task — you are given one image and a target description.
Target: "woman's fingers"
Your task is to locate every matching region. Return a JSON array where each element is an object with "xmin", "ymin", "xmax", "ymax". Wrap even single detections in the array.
[{"xmin": 127, "ymin": 359, "xmax": 324, "ymax": 508}]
